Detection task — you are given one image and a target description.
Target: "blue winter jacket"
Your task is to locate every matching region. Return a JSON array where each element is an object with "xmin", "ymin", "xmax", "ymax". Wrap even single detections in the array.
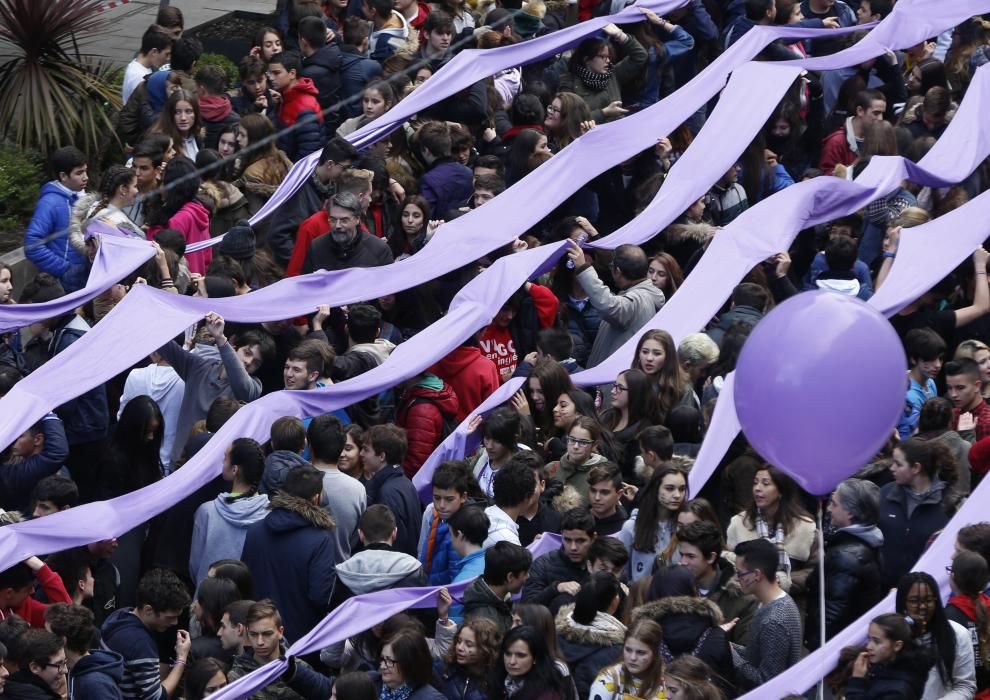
[
  {"xmin": 0, "ymin": 413, "xmax": 69, "ymax": 512},
  {"xmin": 69, "ymin": 649, "xmax": 124, "ymax": 700},
  {"xmin": 418, "ymin": 505, "xmax": 460, "ymax": 587},
  {"xmin": 24, "ymin": 182, "xmax": 86, "ymax": 290}
]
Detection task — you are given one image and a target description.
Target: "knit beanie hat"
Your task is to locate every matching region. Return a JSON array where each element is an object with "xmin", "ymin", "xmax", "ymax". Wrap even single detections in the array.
[
  {"xmin": 218, "ymin": 220, "xmax": 256, "ymax": 261},
  {"xmin": 513, "ymin": 0, "xmax": 545, "ymax": 39}
]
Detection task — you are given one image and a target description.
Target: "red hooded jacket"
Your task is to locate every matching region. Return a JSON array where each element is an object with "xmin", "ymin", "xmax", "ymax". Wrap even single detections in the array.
[
  {"xmin": 430, "ymin": 347, "xmax": 500, "ymax": 423},
  {"xmin": 396, "ymin": 379, "xmax": 460, "ymax": 478},
  {"xmin": 278, "ymin": 77, "xmax": 324, "ymax": 126}
]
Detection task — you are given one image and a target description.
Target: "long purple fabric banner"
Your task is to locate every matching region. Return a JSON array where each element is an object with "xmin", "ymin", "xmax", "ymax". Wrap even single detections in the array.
[{"xmin": 208, "ymin": 533, "xmax": 561, "ymax": 700}]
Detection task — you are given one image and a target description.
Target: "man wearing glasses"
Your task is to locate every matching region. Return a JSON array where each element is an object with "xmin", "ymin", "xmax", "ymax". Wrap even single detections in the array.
[
  {"xmin": 300, "ymin": 192, "xmax": 394, "ymax": 275},
  {"xmin": 730, "ymin": 538, "xmax": 802, "ymax": 691},
  {"xmin": 2, "ymin": 628, "xmax": 68, "ymax": 699}
]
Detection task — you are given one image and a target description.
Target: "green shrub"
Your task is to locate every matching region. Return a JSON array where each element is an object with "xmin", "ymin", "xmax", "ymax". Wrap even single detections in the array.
[
  {"xmin": 197, "ymin": 53, "xmax": 239, "ymax": 90},
  {"xmin": 0, "ymin": 145, "xmax": 43, "ymax": 233}
]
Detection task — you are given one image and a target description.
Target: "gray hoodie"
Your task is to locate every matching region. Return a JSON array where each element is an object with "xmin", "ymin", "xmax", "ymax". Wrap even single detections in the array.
[
  {"xmin": 190, "ymin": 492, "xmax": 270, "ymax": 583},
  {"xmin": 335, "ymin": 547, "xmax": 425, "ymax": 595}
]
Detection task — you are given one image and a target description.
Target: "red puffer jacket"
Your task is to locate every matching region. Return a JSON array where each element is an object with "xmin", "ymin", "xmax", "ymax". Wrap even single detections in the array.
[{"xmin": 397, "ymin": 381, "xmax": 460, "ymax": 478}]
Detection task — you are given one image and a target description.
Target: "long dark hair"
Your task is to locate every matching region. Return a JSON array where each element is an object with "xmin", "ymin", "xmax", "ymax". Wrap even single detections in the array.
[
  {"xmin": 160, "ymin": 156, "xmax": 202, "ymax": 221},
  {"xmin": 603, "ymin": 369, "xmax": 660, "ymax": 431},
  {"xmin": 950, "ymin": 550, "xmax": 990, "ymax": 666},
  {"xmin": 896, "ymin": 571, "xmax": 957, "ymax": 685},
  {"xmin": 493, "ymin": 626, "xmax": 568, "ymax": 700},
  {"xmin": 633, "ymin": 464, "xmax": 688, "ymax": 552},
  {"xmin": 631, "ymin": 329, "xmax": 688, "ymax": 423},
  {"xmin": 184, "ymin": 658, "xmax": 228, "ymax": 700},
  {"xmin": 110, "ymin": 395, "xmax": 164, "ymax": 493},
  {"xmin": 507, "ymin": 128, "xmax": 546, "ymax": 185},
  {"xmin": 572, "ymin": 571, "xmax": 621, "ymax": 624},
  {"xmin": 195, "ymin": 576, "xmax": 241, "ymax": 636},
  {"xmin": 527, "ymin": 360, "xmax": 575, "ymax": 438},
  {"xmin": 743, "ymin": 465, "xmax": 811, "ymax": 536}
]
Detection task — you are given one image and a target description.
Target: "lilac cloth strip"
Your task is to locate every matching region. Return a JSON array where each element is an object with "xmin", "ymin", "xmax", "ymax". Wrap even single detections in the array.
[
  {"xmin": 208, "ymin": 533, "xmax": 562, "ymax": 700},
  {"xmin": 0, "ymin": 227, "xmax": 154, "ymax": 334}
]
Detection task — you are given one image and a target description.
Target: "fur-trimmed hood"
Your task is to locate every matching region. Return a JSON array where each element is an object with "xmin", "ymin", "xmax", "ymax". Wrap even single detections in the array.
[
  {"xmin": 665, "ymin": 222, "xmax": 716, "ymax": 246},
  {"xmin": 267, "ymin": 492, "xmax": 335, "ymax": 530},
  {"xmin": 553, "ymin": 484, "xmax": 585, "ymax": 513},
  {"xmin": 555, "ymin": 603, "xmax": 626, "ymax": 647},
  {"xmin": 632, "ymin": 595, "xmax": 724, "ymax": 627}
]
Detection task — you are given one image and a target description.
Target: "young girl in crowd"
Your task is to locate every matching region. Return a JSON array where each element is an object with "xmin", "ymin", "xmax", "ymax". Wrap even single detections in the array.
[
  {"xmin": 555, "ymin": 571, "xmax": 626, "ymax": 699},
  {"xmin": 726, "ymin": 465, "xmax": 818, "ymax": 593},
  {"xmin": 589, "ymin": 619, "xmax": 667, "ymax": 700},
  {"xmin": 663, "ymin": 656, "xmax": 726, "ymax": 700},
  {"xmin": 632, "ymin": 329, "xmax": 693, "ymax": 422},
  {"xmin": 153, "ymin": 89, "xmax": 202, "ymax": 160},
  {"xmin": 559, "ymin": 24, "xmax": 647, "ymax": 123},
  {"xmin": 251, "ymin": 26, "xmax": 284, "ymax": 61},
  {"xmin": 511, "ymin": 603, "xmax": 572, "ymax": 680},
  {"xmin": 896, "ymin": 571, "xmax": 977, "ymax": 699},
  {"xmin": 492, "ymin": 625, "xmax": 572, "ymax": 700},
  {"xmin": 521, "ymin": 360, "xmax": 574, "ymax": 448},
  {"xmin": 544, "ymin": 92, "xmax": 594, "ymax": 151},
  {"xmin": 547, "ymin": 416, "xmax": 610, "ymax": 501},
  {"xmin": 338, "ymin": 81, "xmax": 396, "ymax": 137},
  {"xmin": 618, "ymin": 464, "xmax": 688, "ymax": 580},
  {"xmin": 147, "ymin": 156, "xmax": 212, "ymax": 275},
  {"xmin": 69, "ymin": 165, "xmax": 142, "ymax": 255},
  {"xmin": 434, "ymin": 617, "xmax": 502, "ymax": 700},
  {"xmin": 602, "ymin": 369, "xmax": 659, "ymax": 480},
  {"xmin": 846, "ymin": 613, "xmax": 932, "ymax": 700},
  {"xmin": 338, "ymin": 424, "xmax": 366, "ymax": 480},
  {"xmin": 235, "ymin": 113, "xmax": 293, "ymax": 216},
  {"xmin": 184, "ymin": 657, "xmax": 229, "ymax": 699},
  {"xmin": 546, "ymin": 389, "xmax": 601, "ymax": 459},
  {"xmin": 955, "ymin": 338, "xmax": 990, "ymax": 402},
  {"xmin": 390, "ymin": 195, "xmax": 432, "ymax": 258},
  {"xmin": 646, "ymin": 253, "xmax": 683, "ymax": 298},
  {"xmin": 945, "ymin": 550, "xmax": 990, "ymax": 694},
  {"xmin": 189, "ymin": 576, "xmax": 241, "ymax": 663},
  {"xmin": 470, "ymin": 407, "xmax": 523, "ymax": 498},
  {"xmin": 374, "ymin": 628, "xmax": 447, "ymax": 698}
]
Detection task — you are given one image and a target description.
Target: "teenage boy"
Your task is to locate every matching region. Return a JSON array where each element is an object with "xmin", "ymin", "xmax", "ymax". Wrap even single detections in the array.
[
  {"xmin": 516, "ymin": 452, "xmax": 562, "ymax": 547},
  {"xmin": 730, "ymin": 539, "xmax": 802, "ymax": 690},
  {"xmin": 1, "ymin": 415, "xmax": 69, "ymax": 514},
  {"xmin": 463, "ymin": 542, "xmax": 532, "ymax": 634},
  {"xmin": 447, "ymin": 506, "xmax": 489, "ymax": 623},
  {"xmin": 333, "ymin": 505, "xmax": 426, "ymax": 606},
  {"xmin": 484, "ymin": 460, "xmax": 535, "ymax": 548},
  {"xmin": 218, "ymin": 599, "xmax": 256, "ymax": 658},
  {"xmin": 365, "ymin": 0, "xmax": 411, "ymax": 61},
  {"xmin": 586, "ymin": 463, "xmax": 629, "ymax": 537},
  {"xmin": 416, "ymin": 121, "xmax": 474, "ymax": 217},
  {"xmin": 308, "ymin": 413, "xmax": 367, "ymax": 562},
  {"xmin": 3, "ymin": 629, "xmax": 68, "ymax": 699},
  {"xmin": 360, "ymin": 425, "xmax": 422, "ymax": 557},
  {"xmin": 44, "ymin": 547, "xmax": 94, "ymax": 606},
  {"xmin": 473, "ymin": 407, "xmax": 523, "ymax": 499},
  {"xmin": 678, "ymin": 520, "xmax": 758, "ymax": 645},
  {"xmin": 947, "ymin": 357, "xmax": 990, "ymax": 443},
  {"xmin": 100, "ymin": 569, "xmax": 192, "ymax": 700},
  {"xmin": 157, "ymin": 313, "xmax": 274, "ymax": 464},
  {"xmin": 45, "ymin": 603, "xmax": 124, "ymax": 699},
  {"xmin": 190, "ymin": 438, "xmax": 270, "ymax": 584},
  {"xmin": 297, "ymin": 15, "xmax": 343, "ymax": 117},
  {"xmin": 241, "ymin": 466, "xmax": 337, "ymax": 644},
  {"xmin": 819, "ymin": 89, "xmax": 886, "ymax": 175},
  {"xmin": 227, "ymin": 600, "xmax": 325, "ymax": 694},
  {"xmin": 637, "ymin": 425, "xmax": 674, "ymax": 484},
  {"xmin": 339, "ymin": 17, "xmax": 384, "ymax": 118},
  {"xmin": 24, "ymin": 147, "xmax": 89, "ymax": 292},
  {"xmin": 522, "ymin": 506, "xmax": 594, "ymax": 613},
  {"xmin": 419, "ymin": 461, "xmax": 472, "ymax": 585},
  {"xmin": 268, "ymin": 137, "xmax": 358, "ymax": 267},
  {"xmin": 195, "ymin": 65, "xmax": 240, "ymax": 149},
  {"xmin": 231, "ymin": 54, "xmax": 277, "ymax": 119},
  {"xmin": 260, "ymin": 416, "xmax": 310, "ymax": 496},
  {"xmin": 268, "ymin": 50, "xmax": 325, "ymax": 162},
  {"xmin": 898, "ymin": 327, "xmax": 945, "ymax": 438},
  {"xmin": 122, "ymin": 26, "xmax": 173, "ymax": 102},
  {"xmin": 587, "ymin": 537, "xmax": 629, "ymax": 577},
  {"xmin": 513, "ymin": 326, "xmax": 583, "ymax": 377},
  {"xmin": 0, "ymin": 557, "xmax": 72, "ymax": 628}
]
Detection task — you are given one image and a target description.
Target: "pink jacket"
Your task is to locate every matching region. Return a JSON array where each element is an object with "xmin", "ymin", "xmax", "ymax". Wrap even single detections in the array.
[{"xmin": 147, "ymin": 200, "xmax": 212, "ymax": 274}]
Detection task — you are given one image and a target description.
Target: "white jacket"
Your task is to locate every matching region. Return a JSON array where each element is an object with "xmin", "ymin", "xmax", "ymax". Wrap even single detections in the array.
[{"xmin": 923, "ymin": 619, "xmax": 977, "ymax": 700}]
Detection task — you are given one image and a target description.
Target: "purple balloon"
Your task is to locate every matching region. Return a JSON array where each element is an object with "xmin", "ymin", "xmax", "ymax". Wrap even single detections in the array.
[{"xmin": 733, "ymin": 290, "xmax": 907, "ymax": 495}]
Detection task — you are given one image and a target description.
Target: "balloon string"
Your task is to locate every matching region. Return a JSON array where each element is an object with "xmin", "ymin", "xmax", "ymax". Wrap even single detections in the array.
[{"xmin": 818, "ymin": 500, "xmax": 826, "ymax": 700}]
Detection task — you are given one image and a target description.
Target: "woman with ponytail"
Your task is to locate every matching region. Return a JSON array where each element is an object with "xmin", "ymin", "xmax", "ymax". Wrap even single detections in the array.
[
  {"xmin": 554, "ymin": 571, "xmax": 626, "ymax": 699},
  {"xmin": 846, "ymin": 613, "xmax": 932, "ymax": 700},
  {"xmin": 946, "ymin": 550, "xmax": 990, "ymax": 696},
  {"xmin": 878, "ymin": 438, "xmax": 957, "ymax": 589},
  {"xmin": 69, "ymin": 165, "xmax": 142, "ymax": 256},
  {"xmin": 589, "ymin": 619, "xmax": 666, "ymax": 700},
  {"xmin": 896, "ymin": 571, "xmax": 977, "ymax": 700}
]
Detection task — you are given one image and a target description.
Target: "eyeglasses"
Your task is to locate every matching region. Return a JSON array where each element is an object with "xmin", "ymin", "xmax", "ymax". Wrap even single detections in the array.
[
  {"xmin": 735, "ymin": 568, "xmax": 756, "ymax": 580},
  {"xmin": 946, "ymin": 565, "xmax": 954, "ymax": 574},
  {"xmin": 566, "ymin": 436, "xmax": 594, "ymax": 446},
  {"xmin": 595, "ymin": 52, "xmax": 611, "ymax": 60},
  {"xmin": 611, "ymin": 384, "xmax": 628, "ymax": 393},
  {"xmin": 43, "ymin": 660, "xmax": 69, "ymax": 672},
  {"xmin": 380, "ymin": 656, "xmax": 398, "ymax": 669},
  {"xmin": 905, "ymin": 596, "xmax": 937, "ymax": 608},
  {"xmin": 546, "ymin": 104, "xmax": 561, "ymax": 114}
]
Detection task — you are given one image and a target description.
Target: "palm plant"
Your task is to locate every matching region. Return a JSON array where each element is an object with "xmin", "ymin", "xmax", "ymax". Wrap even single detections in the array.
[{"xmin": 0, "ymin": 0, "xmax": 123, "ymax": 162}]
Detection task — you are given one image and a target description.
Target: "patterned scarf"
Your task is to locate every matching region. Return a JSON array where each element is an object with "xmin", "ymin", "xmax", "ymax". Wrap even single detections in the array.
[
  {"xmin": 381, "ymin": 683, "xmax": 413, "ymax": 700},
  {"xmin": 504, "ymin": 676, "xmax": 526, "ymax": 698},
  {"xmin": 755, "ymin": 510, "xmax": 792, "ymax": 577},
  {"xmin": 574, "ymin": 64, "xmax": 613, "ymax": 92}
]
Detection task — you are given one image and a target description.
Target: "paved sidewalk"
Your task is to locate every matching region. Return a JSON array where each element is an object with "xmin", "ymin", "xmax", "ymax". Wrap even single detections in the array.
[{"xmin": 81, "ymin": 0, "xmax": 278, "ymax": 66}]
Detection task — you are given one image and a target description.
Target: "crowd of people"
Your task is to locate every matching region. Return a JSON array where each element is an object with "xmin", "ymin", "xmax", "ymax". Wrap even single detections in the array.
[{"xmin": 3, "ymin": 0, "xmax": 990, "ymax": 697}]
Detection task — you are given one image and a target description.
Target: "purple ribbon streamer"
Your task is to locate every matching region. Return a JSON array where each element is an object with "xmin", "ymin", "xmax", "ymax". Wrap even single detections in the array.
[{"xmin": 209, "ymin": 533, "xmax": 561, "ymax": 700}]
